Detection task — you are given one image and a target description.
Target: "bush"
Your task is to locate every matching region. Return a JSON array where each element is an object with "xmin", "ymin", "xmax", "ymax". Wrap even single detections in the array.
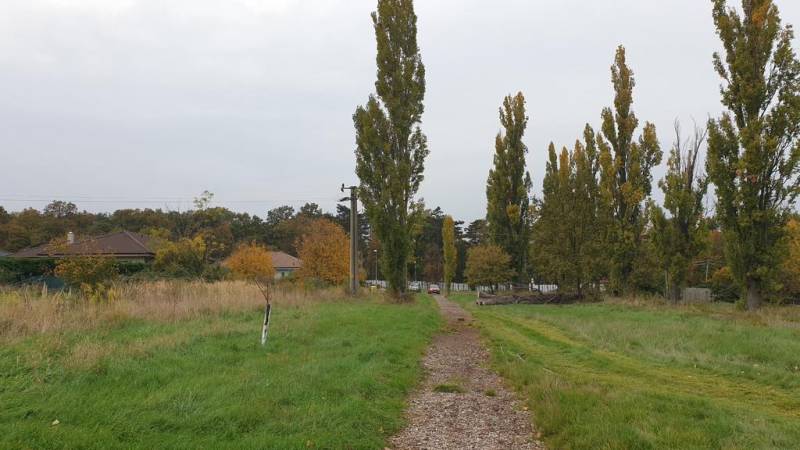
[
  {"xmin": 630, "ymin": 241, "xmax": 665, "ymax": 295},
  {"xmin": 710, "ymin": 266, "xmax": 738, "ymax": 302},
  {"xmin": 0, "ymin": 258, "xmax": 56, "ymax": 283},
  {"xmin": 465, "ymin": 244, "xmax": 515, "ymax": 291},
  {"xmin": 55, "ymin": 256, "xmax": 119, "ymax": 301},
  {"xmin": 153, "ymin": 236, "xmax": 207, "ymax": 278}
]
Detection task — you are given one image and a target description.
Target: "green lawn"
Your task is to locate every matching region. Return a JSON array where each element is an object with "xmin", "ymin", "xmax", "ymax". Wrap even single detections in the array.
[
  {"xmin": 453, "ymin": 295, "xmax": 800, "ymax": 450},
  {"xmin": 0, "ymin": 296, "xmax": 441, "ymax": 449}
]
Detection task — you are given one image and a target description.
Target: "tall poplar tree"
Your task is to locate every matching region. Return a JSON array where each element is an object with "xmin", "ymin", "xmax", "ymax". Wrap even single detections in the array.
[
  {"xmin": 486, "ymin": 92, "xmax": 533, "ymax": 281},
  {"xmin": 651, "ymin": 122, "xmax": 709, "ymax": 303},
  {"xmin": 598, "ymin": 46, "xmax": 663, "ymax": 295},
  {"xmin": 534, "ymin": 126, "xmax": 605, "ymax": 293},
  {"xmin": 534, "ymin": 143, "xmax": 571, "ymax": 286},
  {"xmin": 354, "ymin": 0, "xmax": 428, "ymax": 297},
  {"xmin": 442, "ymin": 215, "xmax": 456, "ymax": 296},
  {"xmin": 707, "ymin": 0, "xmax": 800, "ymax": 309}
]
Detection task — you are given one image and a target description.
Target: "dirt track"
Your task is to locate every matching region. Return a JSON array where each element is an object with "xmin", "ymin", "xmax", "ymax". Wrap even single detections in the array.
[{"xmin": 389, "ymin": 296, "xmax": 544, "ymax": 450}]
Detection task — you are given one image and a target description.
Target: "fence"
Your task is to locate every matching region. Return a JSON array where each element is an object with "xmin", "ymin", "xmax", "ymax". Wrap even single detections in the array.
[{"xmin": 366, "ymin": 280, "xmax": 558, "ymax": 293}]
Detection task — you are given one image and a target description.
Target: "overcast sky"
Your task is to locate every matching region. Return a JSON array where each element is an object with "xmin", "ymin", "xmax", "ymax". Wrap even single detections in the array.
[{"xmin": 1, "ymin": 0, "xmax": 799, "ymax": 222}]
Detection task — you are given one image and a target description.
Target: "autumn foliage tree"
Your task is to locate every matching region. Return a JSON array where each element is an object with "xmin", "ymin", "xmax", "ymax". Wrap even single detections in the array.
[
  {"xmin": 706, "ymin": 0, "xmax": 800, "ymax": 309},
  {"xmin": 225, "ymin": 243, "xmax": 275, "ymax": 280},
  {"xmin": 296, "ymin": 219, "xmax": 350, "ymax": 286},
  {"xmin": 598, "ymin": 46, "xmax": 662, "ymax": 295},
  {"xmin": 465, "ymin": 244, "xmax": 515, "ymax": 292}
]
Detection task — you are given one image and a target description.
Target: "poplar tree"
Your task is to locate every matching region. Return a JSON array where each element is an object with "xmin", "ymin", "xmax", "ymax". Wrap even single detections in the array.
[
  {"xmin": 354, "ymin": 0, "xmax": 428, "ymax": 297},
  {"xmin": 534, "ymin": 126, "xmax": 605, "ymax": 293},
  {"xmin": 442, "ymin": 215, "xmax": 457, "ymax": 296},
  {"xmin": 651, "ymin": 122, "xmax": 709, "ymax": 303},
  {"xmin": 707, "ymin": 0, "xmax": 800, "ymax": 309},
  {"xmin": 535, "ymin": 143, "xmax": 571, "ymax": 286},
  {"xmin": 598, "ymin": 46, "xmax": 663, "ymax": 295},
  {"xmin": 486, "ymin": 92, "xmax": 533, "ymax": 281}
]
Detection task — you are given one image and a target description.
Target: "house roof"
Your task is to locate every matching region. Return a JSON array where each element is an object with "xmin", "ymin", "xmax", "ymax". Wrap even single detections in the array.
[
  {"xmin": 272, "ymin": 251, "xmax": 301, "ymax": 270},
  {"xmin": 12, "ymin": 231, "xmax": 155, "ymax": 258}
]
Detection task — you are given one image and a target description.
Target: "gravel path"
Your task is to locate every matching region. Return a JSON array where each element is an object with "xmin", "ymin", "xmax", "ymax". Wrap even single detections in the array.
[{"xmin": 389, "ymin": 296, "xmax": 545, "ymax": 450}]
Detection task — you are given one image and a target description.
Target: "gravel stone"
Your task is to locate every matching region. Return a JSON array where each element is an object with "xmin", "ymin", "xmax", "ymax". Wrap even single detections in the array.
[{"xmin": 389, "ymin": 296, "xmax": 545, "ymax": 450}]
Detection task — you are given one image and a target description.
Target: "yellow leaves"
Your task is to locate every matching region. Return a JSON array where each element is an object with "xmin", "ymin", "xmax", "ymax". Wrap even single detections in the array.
[
  {"xmin": 751, "ymin": 1, "xmax": 771, "ymax": 29},
  {"xmin": 782, "ymin": 219, "xmax": 800, "ymax": 294},
  {"xmin": 55, "ymin": 256, "xmax": 118, "ymax": 301},
  {"xmin": 154, "ymin": 236, "xmax": 206, "ymax": 276},
  {"xmin": 225, "ymin": 243, "xmax": 274, "ymax": 281},
  {"xmin": 620, "ymin": 182, "xmax": 645, "ymax": 210},
  {"xmin": 296, "ymin": 219, "xmax": 350, "ymax": 286},
  {"xmin": 465, "ymin": 244, "xmax": 515, "ymax": 287},
  {"xmin": 506, "ymin": 204, "xmax": 521, "ymax": 225}
]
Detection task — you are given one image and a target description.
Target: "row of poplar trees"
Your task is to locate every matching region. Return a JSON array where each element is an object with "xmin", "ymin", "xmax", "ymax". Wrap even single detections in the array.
[
  {"xmin": 351, "ymin": 0, "xmax": 800, "ymax": 310},
  {"xmin": 485, "ymin": 0, "xmax": 800, "ymax": 310}
]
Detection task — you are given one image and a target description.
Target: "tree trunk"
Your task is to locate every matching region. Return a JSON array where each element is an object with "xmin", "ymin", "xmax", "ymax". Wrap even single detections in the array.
[
  {"xmin": 670, "ymin": 282, "xmax": 681, "ymax": 304},
  {"xmin": 746, "ymin": 281, "xmax": 762, "ymax": 310}
]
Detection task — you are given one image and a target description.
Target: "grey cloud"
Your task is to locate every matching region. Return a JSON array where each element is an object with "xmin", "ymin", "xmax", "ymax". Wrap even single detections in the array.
[{"xmin": 1, "ymin": 0, "xmax": 798, "ymax": 220}]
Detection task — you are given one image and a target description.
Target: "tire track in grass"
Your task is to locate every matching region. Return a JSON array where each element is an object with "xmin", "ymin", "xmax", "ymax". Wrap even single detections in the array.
[{"xmin": 475, "ymin": 308, "xmax": 800, "ymax": 420}]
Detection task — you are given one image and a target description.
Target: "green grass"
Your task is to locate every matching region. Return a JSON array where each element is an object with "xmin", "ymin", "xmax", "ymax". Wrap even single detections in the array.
[
  {"xmin": 0, "ymin": 296, "xmax": 441, "ymax": 449},
  {"xmin": 433, "ymin": 383, "xmax": 465, "ymax": 394},
  {"xmin": 453, "ymin": 295, "xmax": 800, "ymax": 449}
]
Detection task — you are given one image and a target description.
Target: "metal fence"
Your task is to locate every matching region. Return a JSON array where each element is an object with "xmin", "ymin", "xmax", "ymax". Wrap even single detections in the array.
[{"xmin": 365, "ymin": 280, "xmax": 558, "ymax": 293}]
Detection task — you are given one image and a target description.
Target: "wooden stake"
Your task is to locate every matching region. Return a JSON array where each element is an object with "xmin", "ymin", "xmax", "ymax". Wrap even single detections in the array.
[{"xmin": 255, "ymin": 280, "xmax": 272, "ymax": 346}]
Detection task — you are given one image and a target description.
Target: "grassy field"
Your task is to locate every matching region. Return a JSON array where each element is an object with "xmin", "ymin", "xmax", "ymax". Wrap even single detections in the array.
[
  {"xmin": 454, "ymin": 294, "xmax": 800, "ymax": 449},
  {"xmin": 0, "ymin": 284, "xmax": 441, "ymax": 449}
]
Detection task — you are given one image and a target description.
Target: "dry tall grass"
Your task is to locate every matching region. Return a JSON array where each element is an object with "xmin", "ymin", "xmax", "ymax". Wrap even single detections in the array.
[
  {"xmin": 604, "ymin": 295, "xmax": 800, "ymax": 329},
  {"xmin": 0, "ymin": 280, "xmax": 345, "ymax": 342}
]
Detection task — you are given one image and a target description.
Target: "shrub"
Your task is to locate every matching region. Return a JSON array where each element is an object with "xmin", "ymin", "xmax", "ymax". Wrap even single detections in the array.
[
  {"xmin": 710, "ymin": 266, "xmax": 738, "ymax": 302},
  {"xmin": 55, "ymin": 256, "xmax": 119, "ymax": 301},
  {"xmin": 0, "ymin": 258, "xmax": 56, "ymax": 283},
  {"xmin": 153, "ymin": 236, "xmax": 206, "ymax": 278},
  {"xmin": 224, "ymin": 243, "xmax": 274, "ymax": 281},
  {"xmin": 465, "ymin": 244, "xmax": 515, "ymax": 291}
]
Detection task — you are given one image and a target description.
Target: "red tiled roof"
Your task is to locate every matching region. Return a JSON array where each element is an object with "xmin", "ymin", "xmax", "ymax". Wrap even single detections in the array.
[
  {"xmin": 271, "ymin": 251, "xmax": 301, "ymax": 269},
  {"xmin": 12, "ymin": 231, "xmax": 154, "ymax": 258}
]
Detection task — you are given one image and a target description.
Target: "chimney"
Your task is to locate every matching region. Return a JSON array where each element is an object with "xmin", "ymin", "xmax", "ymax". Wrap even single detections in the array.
[{"xmin": 67, "ymin": 231, "xmax": 75, "ymax": 245}]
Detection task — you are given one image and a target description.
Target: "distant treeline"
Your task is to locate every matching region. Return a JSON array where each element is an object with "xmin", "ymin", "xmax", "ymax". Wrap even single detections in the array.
[{"xmin": 0, "ymin": 200, "xmax": 488, "ymax": 284}]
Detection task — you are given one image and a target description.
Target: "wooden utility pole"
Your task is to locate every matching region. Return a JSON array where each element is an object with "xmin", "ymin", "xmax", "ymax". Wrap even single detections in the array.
[{"xmin": 341, "ymin": 184, "xmax": 359, "ymax": 296}]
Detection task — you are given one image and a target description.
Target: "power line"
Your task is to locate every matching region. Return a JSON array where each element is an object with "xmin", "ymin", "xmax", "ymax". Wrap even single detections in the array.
[{"xmin": 0, "ymin": 195, "xmax": 341, "ymax": 204}]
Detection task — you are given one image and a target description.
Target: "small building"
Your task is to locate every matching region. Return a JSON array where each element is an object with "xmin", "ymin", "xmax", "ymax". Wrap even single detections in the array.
[
  {"xmin": 271, "ymin": 251, "xmax": 301, "ymax": 279},
  {"xmin": 12, "ymin": 231, "xmax": 155, "ymax": 263}
]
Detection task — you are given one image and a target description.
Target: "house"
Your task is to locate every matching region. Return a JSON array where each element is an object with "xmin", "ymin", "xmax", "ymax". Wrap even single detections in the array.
[
  {"xmin": 12, "ymin": 231, "xmax": 155, "ymax": 263},
  {"xmin": 271, "ymin": 251, "xmax": 301, "ymax": 279},
  {"xmin": 12, "ymin": 231, "xmax": 301, "ymax": 278}
]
